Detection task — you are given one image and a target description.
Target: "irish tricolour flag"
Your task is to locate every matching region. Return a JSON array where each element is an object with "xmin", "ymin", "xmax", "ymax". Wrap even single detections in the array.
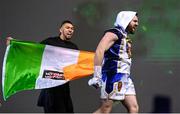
[{"xmin": 2, "ymin": 40, "xmax": 94, "ymax": 100}]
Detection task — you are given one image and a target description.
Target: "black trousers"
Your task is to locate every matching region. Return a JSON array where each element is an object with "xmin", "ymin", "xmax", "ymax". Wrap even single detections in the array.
[
  {"xmin": 43, "ymin": 98, "xmax": 74, "ymax": 113},
  {"xmin": 38, "ymin": 83, "xmax": 74, "ymax": 113}
]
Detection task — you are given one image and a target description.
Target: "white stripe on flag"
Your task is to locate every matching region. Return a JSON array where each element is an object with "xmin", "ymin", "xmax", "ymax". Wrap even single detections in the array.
[{"xmin": 35, "ymin": 45, "xmax": 80, "ymax": 89}]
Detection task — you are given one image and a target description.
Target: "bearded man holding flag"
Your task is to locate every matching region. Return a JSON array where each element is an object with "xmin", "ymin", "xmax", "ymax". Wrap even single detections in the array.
[{"xmin": 3, "ymin": 20, "xmax": 94, "ymax": 113}]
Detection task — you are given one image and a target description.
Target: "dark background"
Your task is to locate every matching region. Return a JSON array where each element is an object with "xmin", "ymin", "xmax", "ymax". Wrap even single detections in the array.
[{"xmin": 0, "ymin": 0, "xmax": 180, "ymax": 113}]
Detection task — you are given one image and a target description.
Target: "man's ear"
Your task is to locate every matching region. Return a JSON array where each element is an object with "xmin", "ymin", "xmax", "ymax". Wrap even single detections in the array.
[{"xmin": 59, "ymin": 28, "xmax": 62, "ymax": 34}]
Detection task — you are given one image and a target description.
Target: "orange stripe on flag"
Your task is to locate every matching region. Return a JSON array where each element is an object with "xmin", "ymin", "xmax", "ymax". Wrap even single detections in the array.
[{"xmin": 63, "ymin": 51, "xmax": 94, "ymax": 80}]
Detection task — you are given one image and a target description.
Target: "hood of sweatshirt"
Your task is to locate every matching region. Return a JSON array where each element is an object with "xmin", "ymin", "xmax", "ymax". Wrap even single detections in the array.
[{"xmin": 114, "ymin": 11, "xmax": 137, "ymax": 31}]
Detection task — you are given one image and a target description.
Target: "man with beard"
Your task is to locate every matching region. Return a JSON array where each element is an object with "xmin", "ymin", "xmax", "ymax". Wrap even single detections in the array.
[
  {"xmin": 88, "ymin": 11, "xmax": 139, "ymax": 113},
  {"xmin": 37, "ymin": 20, "xmax": 78, "ymax": 113}
]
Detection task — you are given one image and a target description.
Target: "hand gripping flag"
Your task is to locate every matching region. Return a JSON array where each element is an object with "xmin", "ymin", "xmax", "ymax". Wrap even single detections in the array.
[{"xmin": 2, "ymin": 40, "xmax": 94, "ymax": 100}]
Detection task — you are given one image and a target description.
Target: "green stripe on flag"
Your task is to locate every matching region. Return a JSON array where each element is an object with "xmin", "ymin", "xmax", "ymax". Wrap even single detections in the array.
[{"xmin": 3, "ymin": 40, "xmax": 45, "ymax": 100}]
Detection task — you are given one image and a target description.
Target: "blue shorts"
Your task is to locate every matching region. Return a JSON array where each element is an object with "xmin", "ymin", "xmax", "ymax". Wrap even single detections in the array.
[{"xmin": 101, "ymin": 72, "xmax": 136, "ymax": 100}]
